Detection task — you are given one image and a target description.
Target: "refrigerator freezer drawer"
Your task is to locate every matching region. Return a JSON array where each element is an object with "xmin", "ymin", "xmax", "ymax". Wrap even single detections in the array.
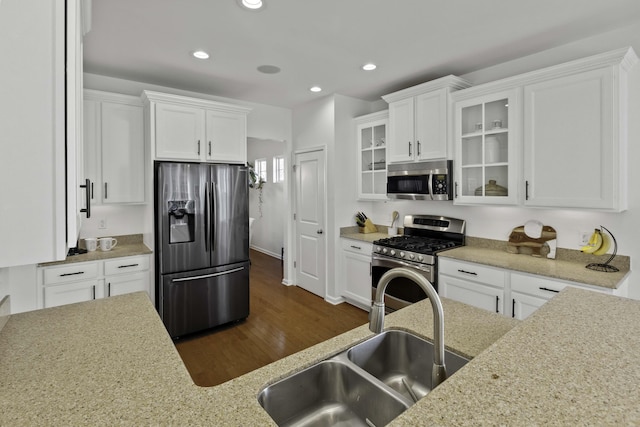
[{"xmin": 160, "ymin": 261, "xmax": 250, "ymax": 338}]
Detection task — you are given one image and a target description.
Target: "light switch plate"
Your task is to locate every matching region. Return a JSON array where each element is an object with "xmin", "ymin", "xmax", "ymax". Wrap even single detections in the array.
[{"xmin": 99, "ymin": 219, "xmax": 107, "ymax": 229}]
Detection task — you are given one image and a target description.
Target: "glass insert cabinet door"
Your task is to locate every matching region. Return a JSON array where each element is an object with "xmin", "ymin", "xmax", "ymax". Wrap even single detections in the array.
[
  {"xmin": 356, "ymin": 112, "xmax": 388, "ymax": 200},
  {"xmin": 454, "ymin": 89, "xmax": 519, "ymax": 205}
]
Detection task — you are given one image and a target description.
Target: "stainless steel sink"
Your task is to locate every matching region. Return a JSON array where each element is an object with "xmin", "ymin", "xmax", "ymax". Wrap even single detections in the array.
[
  {"xmin": 347, "ymin": 330, "xmax": 469, "ymax": 402},
  {"xmin": 257, "ymin": 360, "xmax": 410, "ymax": 427},
  {"xmin": 258, "ymin": 330, "xmax": 469, "ymax": 426}
]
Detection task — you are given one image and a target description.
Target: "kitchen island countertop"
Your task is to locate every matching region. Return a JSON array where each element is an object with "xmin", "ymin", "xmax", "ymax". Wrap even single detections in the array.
[{"xmin": 2, "ymin": 289, "xmax": 639, "ymax": 425}]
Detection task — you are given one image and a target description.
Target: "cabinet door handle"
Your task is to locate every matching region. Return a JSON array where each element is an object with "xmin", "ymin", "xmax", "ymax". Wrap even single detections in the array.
[
  {"xmin": 79, "ymin": 178, "xmax": 91, "ymax": 218},
  {"xmin": 495, "ymin": 295, "xmax": 499, "ymax": 313},
  {"xmin": 92, "ymin": 285, "xmax": 96, "ymax": 300},
  {"xmin": 454, "ymin": 182, "xmax": 458, "ymax": 198},
  {"xmin": 525, "ymin": 180, "xmax": 529, "ymax": 200},
  {"xmin": 457, "ymin": 269, "xmax": 477, "ymax": 276},
  {"xmin": 408, "ymin": 141, "xmax": 412, "ymax": 157},
  {"xmin": 539, "ymin": 287, "xmax": 560, "ymax": 293},
  {"xmin": 60, "ymin": 271, "xmax": 84, "ymax": 277},
  {"xmin": 107, "ymin": 282, "xmax": 111, "ymax": 297},
  {"xmin": 208, "ymin": 141, "xmax": 212, "ymax": 156},
  {"xmin": 117, "ymin": 263, "xmax": 140, "ymax": 269},
  {"xmin": 104, "ymin": 182, "xmax": 108, "ymax": 199},
  {"xmin": 197, "ymin": 140, "xmax": 201, "ymax": 155},
  {"xmin": 91, "ymin": 182, "xmax": 94, "ymax": 200},
  {"xmin": 512, "ymin": 298, "xmax": 515, "ymax": 318},
  {"xmin": 417, "ymin": 140, "xmax": 421, "ymax": 157}
]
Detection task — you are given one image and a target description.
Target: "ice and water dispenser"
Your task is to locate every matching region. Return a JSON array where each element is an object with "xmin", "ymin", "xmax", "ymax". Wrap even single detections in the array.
[{"xmin": 168, "ymin": 200, "xmax": 195, "ymax": 243}]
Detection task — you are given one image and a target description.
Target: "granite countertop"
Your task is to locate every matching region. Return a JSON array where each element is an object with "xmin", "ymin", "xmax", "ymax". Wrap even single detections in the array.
[
  {"xmin": 38, "ymin": 234, "xmax": 152, "ymax": 267},
  {"xmin": 0, "ymin": 292, "xmax": 517, "ymax": 425},
  {"xmin": 439, "ymin": 244, "xmax": 629, "ymax": 290},
  {"xmin": 3, "ymin": 288, "xmax": 640, "ymax": 425}
]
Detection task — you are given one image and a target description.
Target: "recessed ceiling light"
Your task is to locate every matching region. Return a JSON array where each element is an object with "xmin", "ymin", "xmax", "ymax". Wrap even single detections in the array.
[
  {"xmin": 309, "ymin": 86, "xmax": 322, "ymax": 93},
  {"xmin": 192, "ymin": 50, "xmax": 210, "ymax": 60},
  {"xmin": 257, "ymin": 65, "xmax": 281, "ymax": 74},
  {"xmin": 362, "ymin": 63, "xmax": 377, "ymax": 71},
  {"xmin": 239, "ymin": 0, "xmax": 264, "ymax": 10}
]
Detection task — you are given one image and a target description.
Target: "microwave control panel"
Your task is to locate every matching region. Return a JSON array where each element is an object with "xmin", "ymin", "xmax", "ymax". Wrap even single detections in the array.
[{"xmin": 432, "ymin": 174, "xmax": 448, "ymax": 195}]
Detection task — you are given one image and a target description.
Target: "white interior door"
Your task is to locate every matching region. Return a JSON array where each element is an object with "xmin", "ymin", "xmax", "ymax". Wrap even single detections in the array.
[{"xmin": 294, "ymin": 149, "xmax": 326, "ymax": 298}]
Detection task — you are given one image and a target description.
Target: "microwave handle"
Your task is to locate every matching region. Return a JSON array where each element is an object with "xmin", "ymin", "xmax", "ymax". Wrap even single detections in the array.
[{"xmin": 427, "ymin": 172, "xmax": 434, "ymax": 200}]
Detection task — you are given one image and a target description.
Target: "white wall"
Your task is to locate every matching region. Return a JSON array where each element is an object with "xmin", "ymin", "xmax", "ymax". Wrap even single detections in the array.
[{"xmin": 248, "ymin": 138, "xmax": 286, "ymax": 258}]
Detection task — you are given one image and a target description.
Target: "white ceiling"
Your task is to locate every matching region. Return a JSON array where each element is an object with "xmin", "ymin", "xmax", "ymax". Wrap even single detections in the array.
[{"xmin": 84, "ymin": 0, "xmax": 640, "ymax": 109}]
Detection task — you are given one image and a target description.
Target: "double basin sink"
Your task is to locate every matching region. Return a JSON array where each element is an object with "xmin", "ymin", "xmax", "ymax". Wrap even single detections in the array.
[{"xmin": 258, "ymin": 330, "xmax": 469, "ymax": 426}]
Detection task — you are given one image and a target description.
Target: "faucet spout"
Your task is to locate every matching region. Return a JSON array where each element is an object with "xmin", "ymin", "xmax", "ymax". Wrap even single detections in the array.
[{"xmin": 370, "ymin": 267, "xmax": 447, "ymax": 388}]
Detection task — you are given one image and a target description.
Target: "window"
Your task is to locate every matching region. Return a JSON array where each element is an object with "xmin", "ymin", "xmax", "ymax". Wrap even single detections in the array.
[
  {"xmin": 273, "ymin": 156, "xmax": 285, "ymax": 183},
  {"xmin": 255, "ymin": 158, "xmax": 267, "ymax": 183}
]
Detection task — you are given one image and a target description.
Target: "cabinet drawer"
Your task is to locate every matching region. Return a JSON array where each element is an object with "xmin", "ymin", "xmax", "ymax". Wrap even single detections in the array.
[
  {"xmin": 341, "ymin": 239, "xmax": 373, "ymax": 255},
  {"xmin": 104, "ymin": 255, "xmax": 149, "ymax": 276},
  {"xmin": 439, "ymin": 258, "xmax": 505, "ymax": 287},
  {"xmin": 511, "ymin": 273, "xmax": 567, "ymax": 299},
  {"xmin": 43, "ymin": 262, "xmax": 99, "ymax": 285}
]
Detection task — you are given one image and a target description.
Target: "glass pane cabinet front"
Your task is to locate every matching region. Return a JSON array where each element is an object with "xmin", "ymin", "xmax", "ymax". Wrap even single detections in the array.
[
  {"xmin": 457, "ymin": 94, "xmax": 514, "ymax": 203},
  {"xmin": 358, "ymin": 117, "xmax": 387, "ymax": 200}
]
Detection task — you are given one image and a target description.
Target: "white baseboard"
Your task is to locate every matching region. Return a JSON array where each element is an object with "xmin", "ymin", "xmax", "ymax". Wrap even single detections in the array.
[
  {"xmin": 249, "ymin": 245, "xmax": 282, "ymax": 260},
  {"xmin": 324, "ymin": 295, "xmax": 344, "ymax": 305}
]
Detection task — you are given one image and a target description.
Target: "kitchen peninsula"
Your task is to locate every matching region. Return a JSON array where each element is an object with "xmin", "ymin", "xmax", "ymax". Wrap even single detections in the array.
[{"xmin": 1, "ymin": 289, "xmax": 639, "ymax": 425}]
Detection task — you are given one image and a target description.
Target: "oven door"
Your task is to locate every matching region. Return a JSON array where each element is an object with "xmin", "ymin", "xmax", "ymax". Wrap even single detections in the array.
[{"xmin": 371, "ymin": 254, "xmax": 436, "ymax": 313}]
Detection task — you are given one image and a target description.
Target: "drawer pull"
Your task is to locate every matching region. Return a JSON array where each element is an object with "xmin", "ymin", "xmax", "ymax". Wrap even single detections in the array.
[
  {"xmin": 458, "ymin": 269, "xmax": 477, "ymax": 276},
  {"xmin": 59, "ymin": 271, "xmax": 84, "ymax": 277},
  {"xmin": 539, "ymin": 287, "xmax": 560, "ymax": 293},
  {"xmin": 350, "ymin": 245, "xmax": 362, "ymax": 250},
  {"xmin": 117, "ymin": 263, "xmax": 140, "ymax": 269}
]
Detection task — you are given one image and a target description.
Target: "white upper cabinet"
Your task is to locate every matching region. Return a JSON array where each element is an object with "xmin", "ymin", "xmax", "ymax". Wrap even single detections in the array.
[
  {"xmin": 383, "ymin": 75, "xmax": 471, "ymax": 163},
  {"xmin": 452, "ymin": 47, "xmax": 637, "ymax": 211},
  {"xmin": 83, "ymin": 90, "xmax": 145, "ymax": 204},
  {"xmin": 142, "ymin": 91, "xmax": 251, "ymax": 164},
  {"xmin": 453, "ymin": 89, "xmax": 521, "ymax": 205},
  {"xmin": 0, "ymin": 0, "xmax": 86, "ymax": 267},
  {"xmin": 523, "ymin": 59, "xmax": 634, "ymax": 211},
  {"xmin": 354, "ymin": 111, "xmax": 388, "ymax": 200}
]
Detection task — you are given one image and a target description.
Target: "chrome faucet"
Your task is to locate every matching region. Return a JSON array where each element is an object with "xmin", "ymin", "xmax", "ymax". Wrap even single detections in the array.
[{"xmin": 369, "ymin": 267, "xmax": 447, "ymax": 388}]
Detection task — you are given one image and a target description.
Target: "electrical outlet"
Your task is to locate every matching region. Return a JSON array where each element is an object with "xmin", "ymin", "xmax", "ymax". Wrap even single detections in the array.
[
  {"xmin": 579, "ymin": 231, "xmax": 591, "ymax": 246},
  {"xmin": 98, "ymin": 218, "xmax": 107, "ymax": 229}
]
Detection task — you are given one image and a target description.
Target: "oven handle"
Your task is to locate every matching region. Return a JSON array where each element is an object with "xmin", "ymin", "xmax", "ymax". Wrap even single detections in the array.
[{"xmin": 371, "ymin": 254, "xmax": 433, "ymax": 274}]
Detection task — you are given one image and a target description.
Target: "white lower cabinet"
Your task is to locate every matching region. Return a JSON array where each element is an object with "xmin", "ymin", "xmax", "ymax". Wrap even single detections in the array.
[
  {"xmin": 438, "ymin": 258, "xmax": 505, "ymax": 314},
  {"xmin": 340, "ymin": 239, "xmax": 372, "ymax": 311},
  {"xmin": 39, "ymin": 255, "xmax": 151, "ymax": 309},
  {"xmin": 439, "ymin": 257, "xmax": 621, "ymax": 320}
]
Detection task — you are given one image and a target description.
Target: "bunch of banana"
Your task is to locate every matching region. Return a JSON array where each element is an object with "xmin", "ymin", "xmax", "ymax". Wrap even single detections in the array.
[{"xmin": 581, "ymin": 229, "xmax": 610, "ymax": 255}]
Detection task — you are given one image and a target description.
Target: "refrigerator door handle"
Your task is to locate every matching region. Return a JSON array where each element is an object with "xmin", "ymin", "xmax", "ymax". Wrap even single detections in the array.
[
  {"xmin": 211, "ymin": 181, "xmax": 217, "ymax": 252},
  {"xmin": 171, "ymin": 267, "xmax": 245, "ymax": 283},
  {"xmin": 204, "ymin": 181, "xmax": 211, "ymax": 252}
]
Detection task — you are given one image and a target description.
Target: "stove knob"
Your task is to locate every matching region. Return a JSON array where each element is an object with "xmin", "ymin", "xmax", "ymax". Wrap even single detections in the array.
[
  {"xmin": 418, "ymin": 255, "xmax": 424, "ymax": 262},
  {"xmin": 390, "ymin": 250, "xmax": 396, "ymax": 256},
  {"xmin": 399, "ymin": 251, "xmax": 405, "ymax": 258},
  {"xmin": 409, "ymin": 253, "xmax": 415, "ymax": 260},
  {"xmin": 382, "ymin": 248, "xmax": 388, "ymax": 254}
]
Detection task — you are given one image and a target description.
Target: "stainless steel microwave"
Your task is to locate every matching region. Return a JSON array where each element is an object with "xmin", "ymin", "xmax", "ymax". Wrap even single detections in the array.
[{"xmin": 387, "ymin": 160, "xmax": 453, "ymax": 200}]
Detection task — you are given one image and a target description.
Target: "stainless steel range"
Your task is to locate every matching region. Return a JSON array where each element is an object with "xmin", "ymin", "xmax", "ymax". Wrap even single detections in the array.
[{"xmin": 371, "ymin": 214, "xmax": 466, "ymax": 312}]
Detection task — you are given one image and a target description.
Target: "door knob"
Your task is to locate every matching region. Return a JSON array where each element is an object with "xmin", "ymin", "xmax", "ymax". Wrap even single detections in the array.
[{"xmin": 317, "ymin": 229, "xmax": 323, "ymax": 234}]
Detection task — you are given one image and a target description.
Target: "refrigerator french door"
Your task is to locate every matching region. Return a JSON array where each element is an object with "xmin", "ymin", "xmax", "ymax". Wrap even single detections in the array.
[{"xmin": 155, "ymin": 161, "xmax": 249, "ymax": 338}]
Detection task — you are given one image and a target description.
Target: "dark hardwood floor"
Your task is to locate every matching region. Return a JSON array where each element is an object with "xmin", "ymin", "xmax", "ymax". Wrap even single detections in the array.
[{"xmin": 174, "ymin": 249, "xmax": 369, "ymax": 386}]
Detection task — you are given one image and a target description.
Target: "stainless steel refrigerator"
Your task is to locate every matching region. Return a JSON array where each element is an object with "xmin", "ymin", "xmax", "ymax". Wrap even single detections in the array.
[{"xmin": 155, "ymin": 161, "xmax": 249, "ymax": 338}]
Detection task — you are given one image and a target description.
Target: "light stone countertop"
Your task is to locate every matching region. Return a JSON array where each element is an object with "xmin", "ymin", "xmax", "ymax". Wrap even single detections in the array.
[
  {"xmin": 38, "ymin": 234, "xmax": 152, "ymax": 267},
  {"xmin": 439, "ymin": 245, "xmax": 629, "ymax": 290},
  {"xmin": 0, "ymin": 291, "xmax": 517, "ymax": 425},
  {"xmin": 2, "ymin": 289, "xmax": 639, "ymax": 425}
]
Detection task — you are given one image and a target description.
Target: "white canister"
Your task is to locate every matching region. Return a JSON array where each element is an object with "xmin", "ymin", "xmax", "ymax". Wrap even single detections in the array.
[{"xmin": 485, "ymin": 136, "xmax": 500, "ymax": 163}]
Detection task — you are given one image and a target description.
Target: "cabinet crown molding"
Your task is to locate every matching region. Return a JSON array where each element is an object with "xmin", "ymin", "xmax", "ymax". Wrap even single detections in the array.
[
  {"xmin": 382, "ymin": 74, "xmax": 471, "ymax": 104},
  {"xmin": 141, "ymin": 90, "xmax": 252, "ymax": 115},
  {"xmin": 453, "ymin": 46, "xmax": 638, "ymax": 100},
  {"xmin": 353, "ymin": 109, "xmax": 388, "ymax": 124},
  {"xmin": 84, "ymin": 89, "xmax": 143, "ymax": 106}
]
